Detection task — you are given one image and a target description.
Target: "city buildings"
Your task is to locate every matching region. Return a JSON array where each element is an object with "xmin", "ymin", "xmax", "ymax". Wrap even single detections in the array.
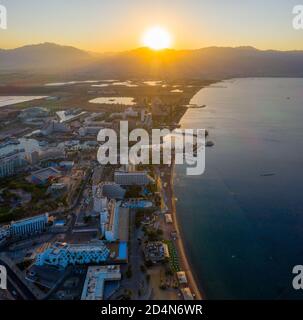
[
  {"xmin": 25, "ymin": 150, "xmax": 40, "ymax": 165},
  {"xmin": 93, "ymin": 189, "xmax": 108, "ymax": 213},
  {"xmin": 181, "ymin": 287, "xmax": 194, "ymax": 300},
  {"xmin": 144, "ymin": 112, "xmax": 153, "ymax": 127},
  {"xmin": 0, "ymin": 149, "xmax": 26, "ymax": 178},
  {"xmin": 59, "ymin": 161, "xmax": 74, "ymax": 170},
  {"xmin": 56, "ymin": 109, "xmax": 87, "ymax": 123},
  {"xmin": 18, "ymin": 107, "xmax": 49, "ymax": 120},
  {"xmin": 143, "ymin": 241, "xmax": 170, "ymax": 263},
  {"xmin": 0, "ymin": 225, "xmax": 10, "ymax": 244},
  {"xmin": 10, "ymin": 213, "xmax": 49, "ymax": 238},
  {"xmin": 79, "ymin": 126, "xmax": 104, "ymax": 137},
  {"xmin": 81, "ymin": 265, "xmax": 121, "ymax": 300},
  {"xmin": 29, "ymin": 167, "xmax": 61, "ymax": 185},
  {"xmin": 140, "ymin": 109, "xmax": 153, "ymax": 127},
  {"xmin": 0, "ymin": 213, "xmax": 49, "ymax": 243},
  {"xmin": 49, "ymin": 182, "xmax": 67, "ymax": 195},
  {"xmin": 124, "ymin": 107, "xmax": 138, "ymax": 118},
  {"xmin": 91, "ymin": 166, "xmax": 103, "ymax": 194},
  {"xmin": 0, "ymin": 109, "xmax": 20, "ymax": 121},
  {"xmin": 101, "ymin": 183, "xmax": 125, "ymax": 200},
  {"xmin": 109, "ymin": 107, "xmax": 138, "ymax": 120},
  {"xmin": 26, "ymin": 148, "xmax": 65, "ymax": 165},
  {"xmin": 176, "ymin": 271, "xmax": 188, "ymax": 285},
  {"xmin": 84, "ymin": 112, "xmax": 105, "ymax": 124},
  {"xmin": 40, "ymin": 120, "xmax": 70, "ymax": 136},
  {"xmin": 35, "ymin": 242, "xmax": 110, "ymax": 268},
  {"xmin": 140, "ymin": 109, "xmax": 146, "ymax": 122},
  {"xmin": 93, "ymin": 182, "xmax": 125, "ymax": 214},
  {"xmin": 151, "ymin": 97, "xmax": 168, "ymax": 117},
  {"xmin": 114, "ymin": 170, "xmax": 153, "ymax": 186},
  {"xmin": 121, "ymin": 199, "xmax": 153, "ymax": 209},
  {"xmin": 40, "ymin": 148, "xmax": 66, "ymax": 162},
  {"xmin": 100, "ymin": 199, "xmax": 121, "ymax": 242},
  {"xmin": 165, "ymin": 214, "xmax": 173, "ymax": 224},
  {"xmin": 93, "ymin": 182, "xmax": 125, "ymax": 201},
  {"xmin": 99, "ymin": 200, "xmax": 129, "ymax": 242}
]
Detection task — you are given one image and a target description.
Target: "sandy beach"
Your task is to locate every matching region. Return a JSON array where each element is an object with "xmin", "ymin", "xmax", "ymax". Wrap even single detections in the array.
[{"xmin": 167, "ymin": 163, "xmax": 203, "ymax": 300}]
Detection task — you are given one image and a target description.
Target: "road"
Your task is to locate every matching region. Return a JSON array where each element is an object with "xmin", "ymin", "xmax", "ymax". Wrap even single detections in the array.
[
  {"xmin": 0, "ymin": 259, "xmax": 36, "ymax": 300},
  {"xmin": 114, "ymin": 209, "xmax": 151, "ymax": 300}
]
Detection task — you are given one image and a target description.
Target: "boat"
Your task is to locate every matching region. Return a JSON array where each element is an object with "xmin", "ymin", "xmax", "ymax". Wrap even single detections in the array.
[
  {"xmin": 260, "ymin": 173, "xmax": 275, "ymax": 177},
  {"xmin": 185, "ymin": 104, "xmax": 207, "ymax": 109},
  {"xmin": 206, "ymin": 141, "xmax": 215, "ymax": 147}
]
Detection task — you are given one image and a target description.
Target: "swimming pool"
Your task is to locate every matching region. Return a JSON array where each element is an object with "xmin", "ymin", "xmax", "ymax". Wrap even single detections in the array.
[{"xmin": 117, "ymin": 242, "xmax": 128, "ymax": 260}]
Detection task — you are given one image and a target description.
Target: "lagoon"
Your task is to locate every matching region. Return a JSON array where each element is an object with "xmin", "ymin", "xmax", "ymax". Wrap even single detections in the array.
[
  {"xmin": 89, "ymin": 97, "xmax": 136, "ymax": 106},
  {"xmin": 0, "ymin": 96, "xmax": 47, "ymax": 108}
]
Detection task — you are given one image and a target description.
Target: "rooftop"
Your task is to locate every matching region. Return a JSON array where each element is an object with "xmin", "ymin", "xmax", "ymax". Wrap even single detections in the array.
[
  {"xmin": 81, "ymin": 265, "xmax": 121, "ymax": 300},
  {"xmin": 181, "ymin": 287, "xmax": 194, "ymax": 300},
  {"xmin": 11, "ymin": 213, "xmax": 48, "ymax": 227},
  {"xmin": 176, "ymin": 271, "xmax": 188, "ymax": 284},
  {"xmin": 30, "ymin": 167, "xmax": 61, "ymax": 181}
]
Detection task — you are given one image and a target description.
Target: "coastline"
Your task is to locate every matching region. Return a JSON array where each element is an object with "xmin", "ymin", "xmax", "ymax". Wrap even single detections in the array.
[
  {"xmin": 168, "ymin": 162, "xmax": 204, "ymax": 300},
  {"xmin": 167, "ymin": 78, "xmax": 303, "ymax": 300},
  {"xmin": 167, "ymin": 82, "xmax": 221, "ymax": 300}
]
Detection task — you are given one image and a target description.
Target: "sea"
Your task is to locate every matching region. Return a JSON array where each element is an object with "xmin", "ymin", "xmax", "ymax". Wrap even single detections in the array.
[{"xmin": 174, "ymin": 78, "xmax": 303, "ymax": 299}]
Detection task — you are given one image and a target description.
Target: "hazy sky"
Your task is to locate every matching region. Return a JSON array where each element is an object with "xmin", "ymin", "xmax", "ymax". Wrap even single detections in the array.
[{"xmin": 0, "ymin": 0, "xmax": 302, "ymax": 52}]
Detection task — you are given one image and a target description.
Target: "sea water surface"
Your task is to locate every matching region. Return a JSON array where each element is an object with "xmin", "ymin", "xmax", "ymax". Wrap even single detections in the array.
[{"xmin": 174, "ymin": 78, "xmax": 303, "ymax": 299}]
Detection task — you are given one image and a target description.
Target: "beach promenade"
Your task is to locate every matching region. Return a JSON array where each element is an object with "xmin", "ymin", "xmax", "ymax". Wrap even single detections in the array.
[{"xmin": 162, "ymin": 164, "xmax": 203, "ymax": 300}]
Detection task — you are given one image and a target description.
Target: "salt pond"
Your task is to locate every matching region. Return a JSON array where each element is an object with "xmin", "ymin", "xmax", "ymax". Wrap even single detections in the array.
[
  {"xmin": 45, "ymin": 80, "xmax": 100, "ymax": 86},
  {"xmin": 0, "ymin": 96, "xmax": 48, "ymax": 108},
  {"xmin": 171, "ymin": 89, "xmax": 183, "ymax": 93},
  {"xmin": 89, "ymin": 97, "xmax": 136, "ymax": 106},
  {"xmin": 143, "ymin": 81, "xmax": 162, "ymax": 86}
]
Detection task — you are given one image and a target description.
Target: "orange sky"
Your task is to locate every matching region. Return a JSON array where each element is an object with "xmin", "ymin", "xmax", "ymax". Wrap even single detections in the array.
[{"xmin": 0, "ymin": 0, "xmax": 303, "ymax": 52}]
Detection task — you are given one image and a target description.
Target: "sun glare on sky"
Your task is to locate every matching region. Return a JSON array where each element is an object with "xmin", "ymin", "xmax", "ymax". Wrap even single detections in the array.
[{"xmin": 142, "ymin": 27, "xmax": 172, "ymax": 50}]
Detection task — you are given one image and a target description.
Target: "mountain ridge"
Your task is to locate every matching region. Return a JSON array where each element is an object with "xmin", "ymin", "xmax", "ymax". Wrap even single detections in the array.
[{"xmin": 1, "ymin": 43, "xmax": 303, "ymax": 79}]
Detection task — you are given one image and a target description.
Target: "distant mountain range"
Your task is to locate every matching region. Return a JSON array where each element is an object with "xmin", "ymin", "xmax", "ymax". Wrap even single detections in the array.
[
  {"xmin": 1, "ymin": 42, "xmax": 303, "ymax": 79},
  {"xmin": 0, "ymin": 43, "xmax": 91, "ymax": 71}
]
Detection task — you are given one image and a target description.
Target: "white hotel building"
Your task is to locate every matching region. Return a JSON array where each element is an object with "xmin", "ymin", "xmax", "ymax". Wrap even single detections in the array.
[
  {"xmin": 81, "ymin": 265, "xmax": 121, "ymax": 300},
  {"xmin": 114, "ymin": 171, "xmax": 153, "ymax": 186},
  {"xmin": 0, "ymin": 213, "xmax": 48, "ymax": 244},
  {"xmin": 0, "ymin": 225, "xmax": 10, "ymax": 244},
  {"xmin": 10, "ymin": 213, "xmax": 49, "ymax": 237},
  {"xmin": 100, "ymin": 199, "xmax": 120, "ymax": 242},
  {"xmin": 35, "ymin": 242, "xmax": 110, "ymax": 268},
  {"xmin": 0, "ymin": 150, "xmax": 25, "ymax": 178}
]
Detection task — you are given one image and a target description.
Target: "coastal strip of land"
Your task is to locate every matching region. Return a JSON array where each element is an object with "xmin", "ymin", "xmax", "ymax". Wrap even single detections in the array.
[{"xmin": 167, "ymin": 162, "xmax": 203, "ymax": 300}]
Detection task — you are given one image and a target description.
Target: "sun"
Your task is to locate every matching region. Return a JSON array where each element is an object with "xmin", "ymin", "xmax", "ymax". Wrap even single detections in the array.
[{"xmin": 142, "ymin": 26, "xmax": 172, "ymax": 50}]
